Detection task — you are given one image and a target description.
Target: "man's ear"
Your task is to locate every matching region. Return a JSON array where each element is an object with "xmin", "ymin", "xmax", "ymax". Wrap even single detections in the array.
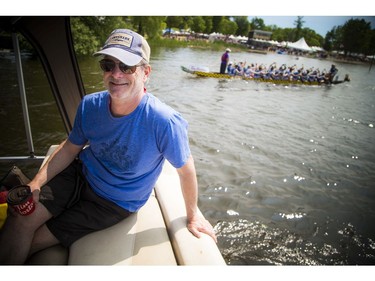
[{"xmin": 143, "ymin": 65, "xmax": 151, "ymax": 82}]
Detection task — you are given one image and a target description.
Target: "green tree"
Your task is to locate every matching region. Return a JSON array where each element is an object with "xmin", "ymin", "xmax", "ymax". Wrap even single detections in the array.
[
  {"xmin": 165, "ymin": 16, "xmax": 184, "ymax": 32},
  {"xmin": 264, "ymin": 24, "xmax": 278, "ymax": 32},
  {"xmin": 71, "ymin": 16, "xmax": 130, "ymax": 55},
  {"xmin": 330, "ymin": 25, "xmax": 345, "ymax": 51},
  {"xmin": 191, "ymin": 16, "xmax": 206, "ymax": 33},
  {"xmin": 270, "ymin": 27, "xmax": 286, "ymax": 42},
  {"xmin": 212, "ymin": 16, "xmax": 225, "ymax": 32},
  {"xmin": 294, "ymin": 16, "xmax": 305, "ymax": 41},
  {"xmin": 79, "ymin": 16, "xmax": 129, "ymax": 44},
  {"xmin": 218, "ymin": 18, "xmax": 237, "ymax": 35},
  {"xmin": 202, "ymin": 16, "xmax": 213, "ymax": 34},
  {"xmin": 369, "ymin": 29, "xmax": 375, "ymax": 56},
  {"xmin": 250, "ymin": 17, "xmax": 265, "ymax": 30},
  {"xmin": 233, "ymin": 16, "xmax": 250, "ymax": 36},
  {"xmin": 323, "ymin": 28, "xmax": 336, "ymax": 51},
  {"xmin": 70, "ymin": 17, "xmax": 101, "ymax": 56},
  {"xmin": 282, "ymin": 28, "xmax": 296, "ymax": 42},
  {"xmin": 342, "ymin": 18, "xmax": 372, "ymax": 55},
  {"xmin": 70, "ymin": 16, "xmax": 374, "ymax": 56},
  {"xmin": 300, "ymin": 27, "xmax": 323, "ymax": 46},
  {"xmin": 180, "ymin": 16, "xmax": 194, "ymax": 31},
  {"xmin": 131, "ymin": 16, "xmax": 166, "ymax": 39}
]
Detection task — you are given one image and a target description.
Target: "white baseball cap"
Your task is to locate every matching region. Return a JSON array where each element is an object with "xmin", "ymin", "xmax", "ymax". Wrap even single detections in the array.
[{"xmin": 94, "ymin": 29, "xmax": 150, "ymax": 66}]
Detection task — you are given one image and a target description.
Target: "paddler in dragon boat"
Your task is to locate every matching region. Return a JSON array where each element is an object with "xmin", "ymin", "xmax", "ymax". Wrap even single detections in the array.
[
  {"xmin": 227, "ymin": 61, "xmax": 246, "ymax": 76},
  {"xmin": 225, "ymin": 61, "xmax": 347, "ymax": 84}
]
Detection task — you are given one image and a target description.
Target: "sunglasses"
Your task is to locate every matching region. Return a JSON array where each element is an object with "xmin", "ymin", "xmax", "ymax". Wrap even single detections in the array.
[{"xmin": 99, "ymin": 59, "xmax": 142, "ymax": 74}]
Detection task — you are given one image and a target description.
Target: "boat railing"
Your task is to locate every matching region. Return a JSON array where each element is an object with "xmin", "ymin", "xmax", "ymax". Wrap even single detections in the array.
[{"xmin": 0, "ymin": 32, "xmax": 45, "ymax": 164}]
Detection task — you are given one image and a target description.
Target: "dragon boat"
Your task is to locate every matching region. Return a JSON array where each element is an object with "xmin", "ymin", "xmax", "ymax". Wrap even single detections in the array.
[{"xmin": 181, "ymin": 65, "xmax": 350, "ymax": 86}]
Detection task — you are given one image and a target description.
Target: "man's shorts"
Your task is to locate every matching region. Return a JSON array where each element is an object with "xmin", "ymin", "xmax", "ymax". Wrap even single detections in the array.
[{"xmin": 39, "ymin": 160, "xmax": 133, "ymax": 247}]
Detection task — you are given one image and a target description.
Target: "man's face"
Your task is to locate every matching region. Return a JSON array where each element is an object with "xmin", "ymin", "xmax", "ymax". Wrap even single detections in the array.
[{"xmin": 102, "ymin": 56, "xmax": 150, "ymax": 101}]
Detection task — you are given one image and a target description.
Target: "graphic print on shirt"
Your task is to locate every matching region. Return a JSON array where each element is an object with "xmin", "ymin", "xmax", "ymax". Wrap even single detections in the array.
[{"xmin": 97, "ymin": 136, "xmax": 133, "ymax": 171}]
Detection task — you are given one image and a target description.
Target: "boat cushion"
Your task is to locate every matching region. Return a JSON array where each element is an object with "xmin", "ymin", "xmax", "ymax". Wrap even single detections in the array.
[
  {"xmin": 68, "ymin": 190, "xmax": 176, "ymax": 265},
  {"xmin": 154, "ymin": 162, "xmax": 226, "ymax": 265}
]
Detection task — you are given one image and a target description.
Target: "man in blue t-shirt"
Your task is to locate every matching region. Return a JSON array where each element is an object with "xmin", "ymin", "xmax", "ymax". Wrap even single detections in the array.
[{"xmin": 0, "ymin": 29, "xmax": 217, "ymax": 264}]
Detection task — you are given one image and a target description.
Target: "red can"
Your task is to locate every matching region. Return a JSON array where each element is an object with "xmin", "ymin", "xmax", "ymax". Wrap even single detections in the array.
[{"xmin": 6, "ymin": 185, "xmax": 35, "ymax": 216}]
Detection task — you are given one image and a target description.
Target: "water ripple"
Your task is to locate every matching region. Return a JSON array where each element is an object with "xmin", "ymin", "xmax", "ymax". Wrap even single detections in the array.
[{"xmin": 215, "ymin": 219, "xmax": 375, "ymax": 265}]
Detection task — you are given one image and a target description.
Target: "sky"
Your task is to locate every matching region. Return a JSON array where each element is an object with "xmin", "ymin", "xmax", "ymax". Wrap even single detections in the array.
[{"xmin": 248, "ymin": 16, "xmax": 375, "ymax": 37}]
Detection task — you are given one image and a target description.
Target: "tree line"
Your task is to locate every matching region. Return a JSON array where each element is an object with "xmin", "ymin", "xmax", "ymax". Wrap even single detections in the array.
[{"xmin": 70, "ymin": 16, "xmax": 375, "ymax": 57}]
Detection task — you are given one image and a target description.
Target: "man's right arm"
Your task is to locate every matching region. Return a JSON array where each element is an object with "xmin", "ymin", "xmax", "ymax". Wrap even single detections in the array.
[{"xmin": 28, "ymin": 139, "xmax": 85, "ymax": 193}]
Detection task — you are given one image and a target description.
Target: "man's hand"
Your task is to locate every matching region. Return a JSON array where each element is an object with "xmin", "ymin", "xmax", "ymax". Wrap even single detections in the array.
[
  {"xmin": 187, "ymin": 214, "xmax": 217, "ymax": 243},
  {"xmin": 177, "ymin": 155, "xmax": 217, "ymax": 243}
]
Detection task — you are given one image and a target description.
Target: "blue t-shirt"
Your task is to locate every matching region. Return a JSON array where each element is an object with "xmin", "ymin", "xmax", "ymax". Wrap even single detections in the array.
[{"xmin": 68, "ymin": 91, "xmax": 191, "ymax": 212}]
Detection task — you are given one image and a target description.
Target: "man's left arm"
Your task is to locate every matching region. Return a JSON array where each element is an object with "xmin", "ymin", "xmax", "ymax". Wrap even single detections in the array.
[{"xmin": 176, "ymin": 155, "xmax": 217, "ymax": 243}]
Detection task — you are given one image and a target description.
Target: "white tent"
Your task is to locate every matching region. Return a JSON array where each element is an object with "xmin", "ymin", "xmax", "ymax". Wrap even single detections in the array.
[
  {"xmin": 208, "ymin": 32, "xmax": 225, "ymax": 41},
  {"xmin": 311, "ymin": 46, "xmax": 325, "ymax": 52},
  {"xmin": 287, "ymin": 37, "xmax": 312, "ymax": 52}
]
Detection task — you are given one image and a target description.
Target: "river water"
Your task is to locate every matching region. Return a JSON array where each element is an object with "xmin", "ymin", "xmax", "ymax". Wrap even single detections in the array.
[{"xmin": 1, "ymin": 47, "xmax": 375, "ymax": 265}]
